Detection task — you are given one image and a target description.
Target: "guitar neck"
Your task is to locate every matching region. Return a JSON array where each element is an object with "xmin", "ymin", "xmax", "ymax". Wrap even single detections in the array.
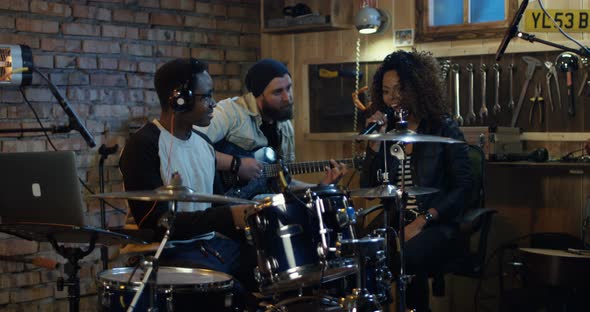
[{"xmin": 263, "ymin": 159, "xmax": 357, "ymax": 178}]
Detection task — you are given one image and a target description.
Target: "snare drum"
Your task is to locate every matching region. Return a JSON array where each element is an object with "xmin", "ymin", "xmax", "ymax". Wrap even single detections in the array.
[
  {"xmin": 97, "ymin": 267, "xmax": 235, "ymax": 312},
  {"xmin": 246, "ymin": 185, "xmax": 356, "ymax": 293}
]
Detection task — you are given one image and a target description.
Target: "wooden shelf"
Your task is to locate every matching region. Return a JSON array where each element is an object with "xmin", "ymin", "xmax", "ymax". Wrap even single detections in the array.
[{"xmin": 261, "ymin": 0, "xmax": 353, "ymax": 34}]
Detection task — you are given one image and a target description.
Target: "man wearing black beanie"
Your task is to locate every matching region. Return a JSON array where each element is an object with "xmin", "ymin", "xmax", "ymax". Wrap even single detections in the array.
[{"xmin": 196, "ymin": 58, "xmax": 346, "ymax": 197}]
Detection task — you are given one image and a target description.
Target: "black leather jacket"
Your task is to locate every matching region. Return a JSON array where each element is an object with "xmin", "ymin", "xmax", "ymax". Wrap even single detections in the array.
[{"xmin": 360, "ymin": 116, "xmax": 472, "ymax": 222}]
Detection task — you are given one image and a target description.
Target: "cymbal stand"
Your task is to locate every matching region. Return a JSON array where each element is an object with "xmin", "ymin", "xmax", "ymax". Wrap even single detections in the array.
[
  {"xmin": 126, "ymin": 200, "xmax": 177, "ymax": 312},
  {"xmin": 98, "ymin": 144, "xmax": 119, "ymax": 271},
  {"xmin": 391, "ymin": 117, "xmax": 411, "ymax": 312},
  {"xmin": 50, "ymin": 235, "xmax": 97, "ymax": 312}
]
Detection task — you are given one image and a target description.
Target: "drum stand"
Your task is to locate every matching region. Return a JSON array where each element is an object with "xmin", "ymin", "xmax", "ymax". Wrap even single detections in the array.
[
  {"xmin": 339, "ymin": 238, "xmax": 386, "ymax": 312},
  {"xmin": 375, "ymin": 121, "xmax": 412, "ymax": 312},
  {"xmin": 50, "ymin": 236, "xmax": 96, "ymax": 312},
  {"xmin": 126, "ymin": 199, "xmax": 178, "ymax": 312}
]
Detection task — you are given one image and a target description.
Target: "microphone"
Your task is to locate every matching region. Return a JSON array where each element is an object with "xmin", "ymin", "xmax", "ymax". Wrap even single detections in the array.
[
  {"xmin": 495, "ymin": 0, "xmax": 530, "ymax": 61},
  {"xmin": 31, "ymin": 66, "xmax": 96, "ymax": 148},
  {"xmin": 494, "ymin": 148, "xmax": 549, "ymax": 162},
  {"xmin": 358, "ymin": 106, "xmax": 395, "ymax": 135}
]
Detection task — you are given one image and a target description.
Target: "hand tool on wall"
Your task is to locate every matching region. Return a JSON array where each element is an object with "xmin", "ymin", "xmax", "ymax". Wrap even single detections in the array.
[
  {"xmin": 507, "ymin": 64, "xmax": 515, "ymax": 110},
  {"xmin": 440, "ymin": 59, "xmax": 451, "ymax": 81},
  {"xmin": 465, "ymin": 63, "xmax": 477, "ymax": 125},
  {"xmin": 492, "ymin": 63, "xmax": 502, "ymax": 114},
  {"xmin": 319, "ymin": 68, "xmax": 363, "ymax": 79},
  {"xmin": 452, "ymin": 63, "xmax": 463, "ymax": 125},
  {"xmin": 479, "ymin": 64, "xmax": 489, "ymax": 120},
  {"xmin": 556, "ymin": 52, "xmax": 579, "ymax": 117},
  {"xmin": 511, "ymin": 56, "xmax": 542, "ymax": 127},
  {"xmin": 544, "ymin": 61, "xmax": 560, "ymax": 112},
  {"xmin": 528, "ymin": 83, "xmax": 544, "ymax": 125},
  {"xmin": 577, "ymin": 57, "xmax": 589, "ymax": 97}
]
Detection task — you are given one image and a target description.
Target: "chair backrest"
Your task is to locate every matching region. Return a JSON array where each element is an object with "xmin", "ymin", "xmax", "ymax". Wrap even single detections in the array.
[
  {"xmin": 453, "ymin": 145, "xmax": 496, "ymax": 277},
  {"xmin": 466, "ymin": 144, "xmax": 485, "ymax": 211}
]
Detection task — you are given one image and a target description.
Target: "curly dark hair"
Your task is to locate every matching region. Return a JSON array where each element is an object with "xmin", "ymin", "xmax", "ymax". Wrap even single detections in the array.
[{"xmin": 369, "ymin": 50, "xmax": 448, "ymax": 126}]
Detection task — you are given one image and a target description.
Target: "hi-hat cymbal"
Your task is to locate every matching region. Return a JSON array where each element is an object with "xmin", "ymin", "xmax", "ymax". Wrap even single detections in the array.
[
  {"xmin": 350, "ymin": 185, "xmax": 439, "ymax": 198},
  {"xmin": 351, "ymin": 129, "xmax": 464, "ymax": 144},
  {"xmin": 92, "ymin": 185, "xmax": 257, "ymax": 205}
]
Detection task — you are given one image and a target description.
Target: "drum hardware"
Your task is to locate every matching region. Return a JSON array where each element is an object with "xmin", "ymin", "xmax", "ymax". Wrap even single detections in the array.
[
  {"xmin": 246, "ymin": 186, "xmax": 357, "ymax": 294},
  {"xmin": 350, "ymin": 111, "xmax": 465, "ymax": 312},
  {"xmin": 98, "ymin": 143, "xmax": 120, "ymax": 272},
  {"xmin": 93, "ymin": 172, "xmax": 255, "ymax": 312},
  {"xmin": 338, "ymin": 238, "xmax": 387, "ymax": 312},
  {"xmin": 0, "ymin": 223, "xmax": 146, "ymax": 312},
  {"xmin": 97, "ymin": 267, "xmax": 235, "ymax": 312}
]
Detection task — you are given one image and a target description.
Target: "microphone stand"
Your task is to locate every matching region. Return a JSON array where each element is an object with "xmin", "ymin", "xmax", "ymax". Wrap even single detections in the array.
[
  {"xmin": 98, "ymin": 144, "xmax": 119, "ymax": 271},
  {"xmin": 0, "ymin": 124, "xmax": 77, "ymax": 135},
  {"xmin": 29, "ymin": 66, "xmax": 96, "ymax": 148},
  {"xmin": 517, "ymin": 31, "xmax": 590, "ymax": 57}
]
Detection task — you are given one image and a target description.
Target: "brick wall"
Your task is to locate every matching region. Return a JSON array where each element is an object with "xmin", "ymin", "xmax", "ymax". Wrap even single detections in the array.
[{"xmin": 0, "ymin": 0, "xmax": 260, "ymax": 310}]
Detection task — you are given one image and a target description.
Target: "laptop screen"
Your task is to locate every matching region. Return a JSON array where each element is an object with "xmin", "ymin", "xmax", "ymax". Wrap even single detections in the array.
[{"xmin": 0, "ymin": 151, "xmax": 85, "ymax": 226}]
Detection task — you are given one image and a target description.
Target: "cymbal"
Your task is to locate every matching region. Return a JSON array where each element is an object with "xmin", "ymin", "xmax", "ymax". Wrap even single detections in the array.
[
  {"xmin": 351, "ymin": 129, "xmax": 464, "ymax": 144},
  {"xmin": 0, "ymin": 223, "xmax": 147, "ymax": 245},
  {"xmin": 92, "ymin": 185, "xmax": 257, "ymax": 205},
  {"xmin": 350, "ymin": 185, "xmax": 439, "ymax": 198}
]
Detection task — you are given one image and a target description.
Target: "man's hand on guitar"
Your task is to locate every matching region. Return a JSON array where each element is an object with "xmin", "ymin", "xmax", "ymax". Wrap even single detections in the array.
[
  {"xmin": 238, "ymin": 157, "xmax": 264, "ymax": 180},
  {"xmin": 320, "ymin": 159, "xmax": 347, "ymax": 185}
]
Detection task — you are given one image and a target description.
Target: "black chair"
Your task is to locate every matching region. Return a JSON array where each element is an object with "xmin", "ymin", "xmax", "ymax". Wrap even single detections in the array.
[{"xmin": 431, "ymin": 144, "xmax": 497, "ymax": 297}]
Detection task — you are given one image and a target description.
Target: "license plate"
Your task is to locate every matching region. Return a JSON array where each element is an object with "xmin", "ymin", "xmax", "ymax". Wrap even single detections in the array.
[{"xmin": 524, "ymin": 9, "xmax": 590, "ymax": 32}]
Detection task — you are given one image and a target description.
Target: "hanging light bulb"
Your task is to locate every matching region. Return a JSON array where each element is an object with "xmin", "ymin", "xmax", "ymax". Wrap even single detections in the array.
[{"xmin": 355, "ymin": 2, "xmax": 389, "ymax": 34}]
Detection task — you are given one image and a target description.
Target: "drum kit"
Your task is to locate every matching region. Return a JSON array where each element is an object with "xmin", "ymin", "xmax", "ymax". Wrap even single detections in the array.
[{"xmin": 0, "ymin": 120, "xmax": 463, "ymax": 312}]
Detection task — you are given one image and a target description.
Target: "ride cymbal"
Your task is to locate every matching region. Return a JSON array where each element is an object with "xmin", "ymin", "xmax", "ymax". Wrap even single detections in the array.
[
  {"xmin": 350, "ymin": 185, "xmax": 439, "ymax": 198},
  {"xmin": 351, "ymin": 129, "xmax": 464, "ymax": 144},
  {"xmin": 92, "ymin": 184, "xmax": 257, "ymax": 205}
]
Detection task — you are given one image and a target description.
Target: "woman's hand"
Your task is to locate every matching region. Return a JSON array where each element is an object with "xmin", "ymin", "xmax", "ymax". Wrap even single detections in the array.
[{"xmin": 365, "ymin": 110, "xmax": 389, "ymax": 152}]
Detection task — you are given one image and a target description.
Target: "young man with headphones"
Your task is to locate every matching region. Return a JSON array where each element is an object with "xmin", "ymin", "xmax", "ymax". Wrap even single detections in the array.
[{"xmin": 119, "ymin": 58, "xmax": 259, "ymax": 299}]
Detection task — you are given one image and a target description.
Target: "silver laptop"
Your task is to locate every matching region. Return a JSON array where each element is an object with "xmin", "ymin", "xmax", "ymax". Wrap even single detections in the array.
[{"xmin": 0, "ymin": 151, "xmax": 85, "ymax": 226}]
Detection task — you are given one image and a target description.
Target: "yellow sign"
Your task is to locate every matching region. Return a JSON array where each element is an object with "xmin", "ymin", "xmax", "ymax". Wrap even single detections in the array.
[{"xmin": 524, "ymin": 9, "xmax": 590, "ymax": 32}]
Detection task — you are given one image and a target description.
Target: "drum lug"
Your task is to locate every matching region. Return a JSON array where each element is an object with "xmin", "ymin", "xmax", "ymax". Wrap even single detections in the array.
[
  {"xmin": 166, "ymin": 292, "xmax": 174, "ymax": 312},
  {"xmin": 255, "ymin": 215, "xmax": 267, "ymax": 231},
  {"xmin": 100, "ymin": 288, "xmax": 112, "ymax": 307},
  {"xmin": 336, "ymin": 208, "xmax": 349, "ymax": 227},
  {"xmin": 254, "ymin": 266, "xmax": 263, "ymax": 283}
]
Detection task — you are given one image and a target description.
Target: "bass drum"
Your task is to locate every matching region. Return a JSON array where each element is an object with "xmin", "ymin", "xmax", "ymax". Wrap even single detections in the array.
[{"xmin": 97, "ymin": 267, "xmax": 235, "ymax": 312}]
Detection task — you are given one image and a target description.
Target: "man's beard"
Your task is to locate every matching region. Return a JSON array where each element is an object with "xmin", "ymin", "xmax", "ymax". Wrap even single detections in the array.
[{"xmin": 261, "ymin": 99, "xmax": 293, "ymax": 121}]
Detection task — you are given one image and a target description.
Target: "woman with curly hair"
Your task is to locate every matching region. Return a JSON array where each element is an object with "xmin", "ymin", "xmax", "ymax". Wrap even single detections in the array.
[{"xmin": 359, "ymin": 50, "xmax": 472, "ymax": 311}]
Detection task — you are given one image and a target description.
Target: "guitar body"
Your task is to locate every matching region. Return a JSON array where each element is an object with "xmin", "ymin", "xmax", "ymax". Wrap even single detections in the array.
[{"xmin": 214, "ymin": 140, "xmax": 281, "ymax": 199}]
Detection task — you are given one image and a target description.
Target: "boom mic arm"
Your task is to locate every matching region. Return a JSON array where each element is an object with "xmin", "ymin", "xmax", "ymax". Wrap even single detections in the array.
[
  {"xmin": 495, "ymin": 0, "xmax": 530, "ymax": 61},
  {"xmin": 31, "ymin": 66, "xmax": 96, "ymax": 148}
]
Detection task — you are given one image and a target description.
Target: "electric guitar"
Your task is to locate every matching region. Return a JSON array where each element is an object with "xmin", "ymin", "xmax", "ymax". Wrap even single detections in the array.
[{"xmin": 216, "ymin": 143, "xmax": 363, "ymax": 199}]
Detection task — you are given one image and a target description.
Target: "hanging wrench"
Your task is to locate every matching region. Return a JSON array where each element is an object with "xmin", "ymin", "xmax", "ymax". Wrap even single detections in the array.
[
  {"xmin": 577, "ymin": 57, "xmax": 589, "ymax": 97},
  {"xmin": 492, "ymin": 63, "xmax": 501, "ymax": 114},
  {"xmin": 511, "ymin": 56, "xmax": 542, "ymax": 127},
  {"xmin": 479, "ymin": 64, "xmax": 488, "ymax": 120},
  {"xmin": 544, "ymin": 61, "xmax": 560, "ymax": 112},
  {"xmin": 465, "ymin": 63, "xmax": 476, "ymax": 125},
  {"xmin": 507, "ymin": 64, "xmax": 515, "ymax": 110},
  {"xmin": 452, "ymin": 63, "xmax": 463, "ymax": 126}
]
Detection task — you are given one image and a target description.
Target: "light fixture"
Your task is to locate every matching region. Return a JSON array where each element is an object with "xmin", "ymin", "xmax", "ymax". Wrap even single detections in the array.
[
  {"xmin": 355, "ymin": 6, "xmax": 389, "ymax": 34},
  {"xmin": 0, "ymin": 44, "xmax": 32, "ymax": 86}
]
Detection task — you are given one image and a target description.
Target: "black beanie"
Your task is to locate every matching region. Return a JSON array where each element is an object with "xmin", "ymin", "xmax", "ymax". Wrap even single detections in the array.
[{"xmin": 245, "ymin": 59, "xmax": 290, "ymax": 97}]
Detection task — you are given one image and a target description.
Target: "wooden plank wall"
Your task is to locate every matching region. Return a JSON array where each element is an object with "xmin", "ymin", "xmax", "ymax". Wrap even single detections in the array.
[{"xmin": 261, "ymin": 1, "xmax": 590, "ymax": 311}]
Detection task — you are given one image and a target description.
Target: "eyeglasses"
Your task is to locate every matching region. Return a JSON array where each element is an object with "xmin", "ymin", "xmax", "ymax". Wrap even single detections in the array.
[{"xmin": 193, "ymin": 92, "xmax": 214, "ymax": 102}]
